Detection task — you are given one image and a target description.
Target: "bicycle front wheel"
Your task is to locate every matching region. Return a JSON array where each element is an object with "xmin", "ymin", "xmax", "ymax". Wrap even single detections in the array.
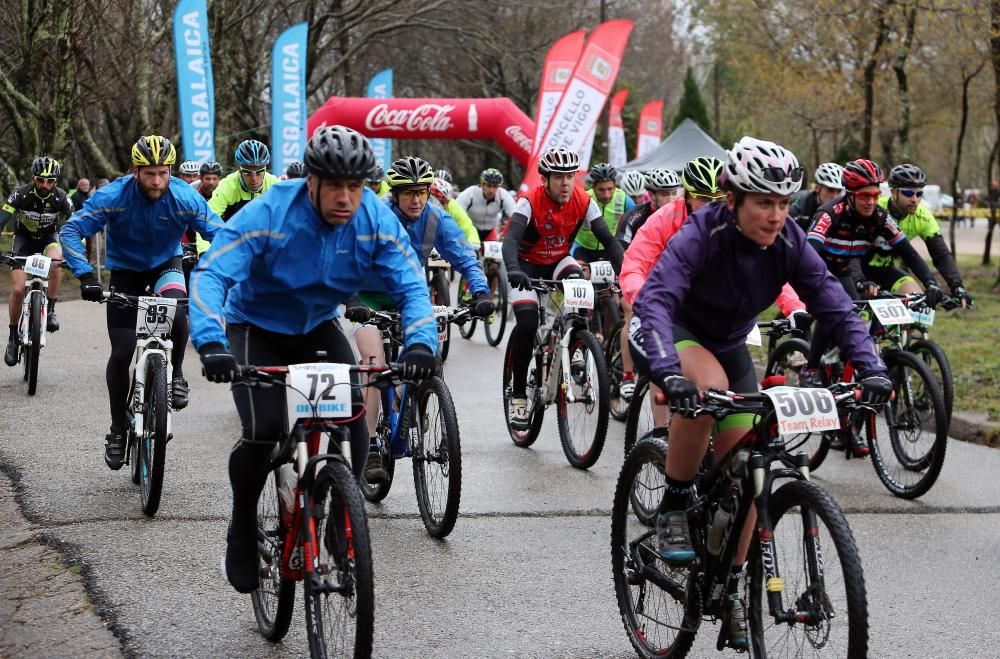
[
  {"xmin": 611, "ymin": 437, "xmax": 699, "ymax": 658},
  {"xmin": 25, "ymin": 293, "xmax": 41, "ymax": 395},
  {"xmin": 748, "ymin": 479, "xmax": 868, "ymax": 658},
  {"xmin": 360, "ymin": 388, "xmax": 396, "ymax": 503},
  {"xmin": 867, "ymin": 350, "xmax": 948, "ymax": 499},
  {"xmin": 139, "ymin": 353, "xmax": 168, "ymax": 516},
  {"xmin": 483, "ymin": 268, "xmax": 508, "ymax": 347},
  {"xmin": 623, "ymin": 378, "xmax": 657, "ymax": 456},
  {"xmin": 764, "ymin": 338, "xmax": 830, "ymax": 470},
  {"xmin": 457, "ymin": 274, "xmax": 477, "ymax": 340},
  {"xmin": 430, "ymin": 273, "xmax": 451, "ymax": 362},
  {"xmin": 305, "ymin": 461, "xmax": 375, "ymax": 659},
  {"xmin": 252, "ymin": 468, "xmax": 295, "ymax": 641},
  {"xmin": 412, "ymin": 376, "xmax": 462, "ymax": 538},
  {"xmin": 606, "ymin": 320, "xmax": 629, "ymax": 422},
  {"xmin": 907, "ymin": 338, "xmax": 954, "ymax": 422},
  {"xmin": 502, "ymin": 339, "xmax": 545, "ymax": 447},
  {"xmin": 557, "ymin": 329, "xmax": 610, "ymax": 469}
]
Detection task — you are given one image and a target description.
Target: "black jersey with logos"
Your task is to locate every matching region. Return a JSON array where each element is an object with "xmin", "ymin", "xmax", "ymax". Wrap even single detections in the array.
[{"xmin": 0, "ymin": 184, "xmax": 74, "ymax": 237}]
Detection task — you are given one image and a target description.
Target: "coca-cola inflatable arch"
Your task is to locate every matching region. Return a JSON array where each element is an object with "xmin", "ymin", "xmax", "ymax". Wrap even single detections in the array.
[{"xmin": 307, "ymin": 97, "xmax": 536, "ymax": 166}]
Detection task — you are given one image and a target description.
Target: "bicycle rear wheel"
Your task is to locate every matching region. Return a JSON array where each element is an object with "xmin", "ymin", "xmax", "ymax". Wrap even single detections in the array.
[
  {"xmin": 907, "ymin": 338, "xmax": 953, "ymax": 423},
  {"xmin": 252, "ymin": 468, "xmax": 295, "ymax": 641},
  {"xmin": 867, "ymin": 350, "xmax": 948, "ymax": 499},
  {"xmin": 457, "ymin": 274, "xmax": 477, "ymax": 339},
  {"xmin": 25, "ymin": 293, "xmax": 41, "ymax": 395},
  {"xmin": 360, "ymin": 389, "xmax": 396, "ymax": 503},
  {"xmin": 502, "ymin": 339, "xmax": 545, "ymax": 447},
  {"xmin": 139, "ymin": 353, "xmax": 168, "ymax": 516},
  {"xmin": 483, "ymin": 268, "xmax": 508, "ymax": 347},
  {"xmin": 557, "ymin": 329, "xmax": 610, "ymax": 469},
  {"xmin": 612, "ymin": 437, "xmax": 699, "ymax": 658},
  {"xmin": 412, "ymin": 376, "xmax": 462, "ymax": 538},
  {"xmin": 748, "ymin": 479, "xmax": 868, "ymax": 657},
  {"xmin": 606, "ymin": 320, "xmax": 629, "ymax": 422},
  {"xmin": 430, "ymin": 272, "xmax": 451, "ymax": 362},
  {"xmin": 305, "ymin": 461, "xmax": 375, "ymax": 659}
]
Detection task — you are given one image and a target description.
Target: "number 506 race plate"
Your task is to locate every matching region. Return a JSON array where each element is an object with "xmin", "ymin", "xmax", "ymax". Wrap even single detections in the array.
[{"xmin": 762, "ymin": 386, "xmax": 840, "ymax": 436}]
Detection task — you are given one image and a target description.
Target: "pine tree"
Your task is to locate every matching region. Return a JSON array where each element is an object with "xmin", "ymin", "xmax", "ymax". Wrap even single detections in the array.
[{"xmin": 671, "ymin": 67, "xmax": 712, "ymax": 135}]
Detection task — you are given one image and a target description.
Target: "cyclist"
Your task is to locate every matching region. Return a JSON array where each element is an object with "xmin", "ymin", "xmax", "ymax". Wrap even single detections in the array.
[
  {"xmin": 2, "ymin": 156, "xmax": 73, "ymax": 365},
  {"xmin": 188, "ymin": 126, "xmax": 440, "ymax": 594},
  {"xmin": 457, "ymin": 167, "xmax": 517, "ymax": 243},
  {"xmin": 208, "ymin": 139, "xmax": 279, "ymax": 221},
  {"xmin": 789, "ymin": 162, "xmax": 844, "ymax": 231},
  {"xmin": 346, "ymin": 156, "xmax": 493, "ymax": 482},
  {"xmin": 59, "ymin": 135, "xmax": 223, "ymax": 470},
  {"xmin": 429, "ymin": 176, "xmax": 481, "ymax": 248},
  {"xmin": 573, "ymin": 162, "xmax": 634, "ymax": 263},
  {"xmin": 366, "ymin": 164, "xmax": 388, "ymax": 195},
  {"xmin": 177, "ymin": 160, "xmax": 200, "ymax": 184},
  {"xmin": 629, "ymin": 136, "xmax": 891, "ymax": 650},
  {"xmin": 284, "ymin": 160, "xmax": 306, "ymax": 179},
  {"xmin": 864, "ymin": 163, "xmax": 974, "ymax": 308},
  {"xmin": 193, "ymin": 161, "xmax": 223, "ymax": 200},
  {"xmin": 501, "ymin": 147, "xmax": 624, "ymax": 429},
  {"xmin": 619, "ymin": 169, "xmax": 647, "ymax": 205},
  {"xmin": 435, "ymin": 168, "xmax": 455, "ymax": 190}
]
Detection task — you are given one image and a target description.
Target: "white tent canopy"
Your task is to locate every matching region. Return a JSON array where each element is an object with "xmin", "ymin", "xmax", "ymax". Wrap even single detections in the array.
[{"xmin": 622, "ymin": 118, "xmax": 727, "ymax": 172}]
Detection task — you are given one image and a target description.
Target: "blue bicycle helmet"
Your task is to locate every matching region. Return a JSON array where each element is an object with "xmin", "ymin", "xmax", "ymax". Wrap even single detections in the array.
[{"xmin": 234, "ymin": 139, "xmax": 270, "ymax": 167}]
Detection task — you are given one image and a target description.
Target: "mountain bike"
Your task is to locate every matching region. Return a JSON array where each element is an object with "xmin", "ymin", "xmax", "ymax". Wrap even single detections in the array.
[
  {"xmin": 232, "ymin": 359, "xmax": 390, "ymax": 657},
  {"xmin": 502, "ymin": 277, "xmax": 611, "ymax": 469},
  {"xmin": 425, "ymin": 249, "xmax": 452, "ymax": 361},
  {"xmin": 458, "ymin": 239, "xmax": 509, "ymax": 346},
  {"xmin": 612, "ymin": 382, "xmax": 870, "ymax": 657},
  {"xmin": 93, "ymin": 291, "xmax": 185, "ymax": 516},
  {"xmin": 2, "ymin": 253, "xmax": 66, "ymax": 395},
  {"xmin": 764, "ymin": 294, "xmax": 948, "ymax": 499},
  {"xmin": 358, "ymin": 306, "xmax": 465, "ymax": 538}
]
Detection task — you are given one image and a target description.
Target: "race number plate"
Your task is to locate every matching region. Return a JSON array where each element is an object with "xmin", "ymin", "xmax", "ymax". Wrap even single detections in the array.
[
  {"xmin": 432, "ymin": 305, "xmax": 450, "ymax": 340},
  {"xmin": 867, "ymin": 298, "xmax": 913, "ymax": 326},
  {"xmin": 483, "ymin": 241, "xmax": 503, "ymax": 260},
  {"xmin": 23, "ymin": 255, "xmax": 51, "ymax": 278},
  {"xmin": 745, "ymin": 325, "xmax": 762, "ymax": 346},
  {"xmin": 285, "ymin": 362, "xmax": 354, "ymax": 431},
  {"xmin": 136, "ymin": 297, "xmax": 177, "ymax": 336},
  {"xmin": 589, "ymin": 260, "xmax": 615, "ymax": 284},
  {"xmin": 762, "ymin": 386, "xmax": 840, "ymax": 436},
  {"xmin": 563, "ymin": 279, "xmax": 595, "ymax": 310},
  {"xmin": 910, "ymin": 306, "xmax": 935, "ymax": 327}
]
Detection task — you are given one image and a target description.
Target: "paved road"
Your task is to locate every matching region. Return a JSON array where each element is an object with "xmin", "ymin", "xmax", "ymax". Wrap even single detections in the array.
[{"xmin": 1, "ymin": 298, "xmax": 999, "ymax": 657}]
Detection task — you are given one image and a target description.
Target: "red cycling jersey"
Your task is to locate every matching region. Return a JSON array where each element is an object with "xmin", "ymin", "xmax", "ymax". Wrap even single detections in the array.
[{"xmin": 514, "ymin": 185, "xmax": 598, "ymax": 266}]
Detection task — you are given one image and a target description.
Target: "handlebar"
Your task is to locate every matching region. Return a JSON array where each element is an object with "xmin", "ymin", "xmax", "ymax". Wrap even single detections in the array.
[
  {"xmin": 528, "ymin": 277, "xmax": 614, "ymax": 293},
  {"xmin": 365, "ymin": 304, "xmax": 473, "ymax": 331},
  {"xmin": 654, "ymin": 382, "xmax": 882, "ymax": 421},
  {"xmin": 100, "ymin": 290, "xmax": 189, "ymax": 306},
  {"xmin": 1, "ymin": 253, "xmax": 68, "ymax": 269},
  {"xmin": 234, "ymin": 362, "xmax": 402, "ymax": 388}
]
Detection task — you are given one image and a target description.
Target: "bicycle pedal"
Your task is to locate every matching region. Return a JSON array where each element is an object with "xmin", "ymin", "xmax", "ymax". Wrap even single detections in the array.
[{"xmin": 166, "ymin": 433, "xmax": 174, "ymax": 444}]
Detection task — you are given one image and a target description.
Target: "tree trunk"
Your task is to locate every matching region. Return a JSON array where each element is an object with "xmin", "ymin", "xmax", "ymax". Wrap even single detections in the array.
[
  {"xmin": 984, "ymin": 138, "xmax": 998, "ymax": 266},
  {"xmin": 992, "ymin": 0, "xmax": 1000, "ymax": 287},
  {"xmin": 860, "ymin": 0, "xmax": 894, "ymax": 158},
  {"xmin": 893, "ymin": 2, "xmax": 918, "ymax": 161},
  {"xmin": 950, "ymin": 64, "xmax": 984, "ymax": 255}
]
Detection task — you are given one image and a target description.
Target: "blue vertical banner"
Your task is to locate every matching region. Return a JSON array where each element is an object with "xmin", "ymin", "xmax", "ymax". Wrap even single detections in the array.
[
  {"xmin": 271, "ymin": 22, "xmax": 309, "ymax": 176},
  {"xmin": 172, "ymin": 0, "xmax": 215, "ymax": 163},
  {"xmin": 366, "ymin": 69, "xmax": 393, "ymax": 171}
]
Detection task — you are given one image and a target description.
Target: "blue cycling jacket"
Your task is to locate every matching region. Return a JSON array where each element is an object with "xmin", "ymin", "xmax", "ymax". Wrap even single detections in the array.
[
  {"xmin": 189, "ymin": 180, "xmax": 437, "ymax": 352},
  {"xmin": 358, "ymin": 201, "xmax": 488, "ymax": 296},
  {"xmin": 59, "ymin": 175, "xmax": 223, "ymax": 277}
]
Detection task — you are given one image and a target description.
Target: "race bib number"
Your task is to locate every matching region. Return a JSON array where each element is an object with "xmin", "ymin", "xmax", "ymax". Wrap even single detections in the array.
[
  {"xmin": 867, "ymin": 298, "xmax": 913, "ymax": 326},
  {"xmin": 745, "ymin": 325, "xmax": 762, "ymax": 347},
  {"xmin": 589, "ymin": 260, "xmax": 615, "ymax": 284},
  {"xmin": 762, "ymin": 386, "xmax": 840, "ymax": 436},
  {"xmin": 23, "ymin": 255, "xmax": 51, "ymax": 278},
  {"xmin": 432, "ymin": 305, "xmax": 449, "ymax": 340},
  {"xmin": 286, "ymin": 363, "xmax": 353, "ymax": 430},
  {"xmin": 136, "ymin": 297, "xmax": 177, "ymax": 336},
  {"xmin": 910, "ymin": 306, "xmax": 935, "ymax": 327},
  {"xmin": 483, "ymin": 241, "xmax": 503, "ymax": 260},
  {"xmin": 563, "ymin": 279, "xmax": 594, "ymax": 310}
]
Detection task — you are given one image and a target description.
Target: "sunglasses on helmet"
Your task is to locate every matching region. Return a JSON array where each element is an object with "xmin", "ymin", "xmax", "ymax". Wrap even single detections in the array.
[
  {"xmin": 689, "ymin": 190, "xmax": 725, "ymax": 201},
  {"xmin": 759, "ymin": 166, "xmax": 804, "ymax": 183}
]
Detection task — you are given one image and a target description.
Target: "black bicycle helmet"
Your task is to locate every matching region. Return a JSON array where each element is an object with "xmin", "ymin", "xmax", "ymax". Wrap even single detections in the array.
[
  {"xmin": 285, "ymin": 161, "xmax": 306, "ymax": 179},
  {"xmin": 387, "ymin": 157, "xmax": 435, "ymax": 189},
  {"xmin": 480, "ymin": 168, "xmax": 503, "ymax": 185},
  {"xmin": 199, "ymin": 161, "xmax": 223, "ymax": 176},
  {"xmin": 303, "ymin": 126, "xmax": 377, "ymax": 180},
  {"xmin": 31, "ymin": 156, "xmax": 61, "ymax": 178},
  {"xmin": 888, "ymin": 163, "xmax": 926, "ymax": 189},
  {"xmin": 589, "ymin": 162, "xmax": 617, "ymax": 183}
]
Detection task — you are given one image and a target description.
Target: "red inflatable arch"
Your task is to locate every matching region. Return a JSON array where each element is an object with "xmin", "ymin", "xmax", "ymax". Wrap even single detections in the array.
[{"xmin": 307, "ymin": 97, "xmax": 536, "ymax": 166}]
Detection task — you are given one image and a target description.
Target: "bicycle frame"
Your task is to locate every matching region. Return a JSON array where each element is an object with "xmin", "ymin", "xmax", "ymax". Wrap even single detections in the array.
[
  {"xmin": 535, "ymin": 291, "xmax": 590, "ymax": 407},
  {"xmin": 22, "ymin": 279, "xmax": 48, "ymax": 348},
  {"xmin": 128, "ymin": 334, "xmax": 174, "ymax": 440}
]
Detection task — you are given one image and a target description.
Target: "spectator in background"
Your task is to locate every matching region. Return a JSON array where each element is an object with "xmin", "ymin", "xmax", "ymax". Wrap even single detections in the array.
[
  {"xmin": 96, "ymin": 178, "xmax": 110, "ymax": 189},
  {"xmin": 71, "ymin": 178, "xmax": 92, "ymax": 210}
]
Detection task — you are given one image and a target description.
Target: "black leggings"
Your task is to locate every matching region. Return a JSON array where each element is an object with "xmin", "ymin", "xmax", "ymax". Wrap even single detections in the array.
[
  {"xmin": 106, "ymin": 259, "xmax": 187, "ymax": 434},
  {"xmin": 225, "ymin": 320, "xmax": 368, "ymax": 543},
  {"xmin": 807, "ymin": 273, "xmax": 859, "ymax": 369}
]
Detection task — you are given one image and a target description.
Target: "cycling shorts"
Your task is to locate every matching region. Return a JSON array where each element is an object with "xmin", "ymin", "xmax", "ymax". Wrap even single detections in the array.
[
  {"xmin": 509, "ymin": 255, "xmax": 582, "ymax": 309},
  {"xmin": 861, "ymin": 265, "xmax": 914, "ymax": 293},
  {"xmin": 11, "ymin": 231, "xmax": 60, "ymax": 268},
  {"xmin": 571, "ymin": 244, "xmax": 608, "ymax": 263}
]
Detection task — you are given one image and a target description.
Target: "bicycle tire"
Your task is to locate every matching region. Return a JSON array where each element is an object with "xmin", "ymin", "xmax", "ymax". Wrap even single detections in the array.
[
  {"xmin": 304, "ymin": 460, "xmax": 375, "ymax": 659},
  {"xmin": 360, "ymin": 389, "xmax": 396, "ymax": 503},
  {"xmin": 430, "ymin": 272, "xmax": 451, "ymax": 362},
  {"xmin": 764, "ymin": 338, "xmax": 832, "ymax": 470},
  {"xmin": 139, "ymin": 353, "xmax": 168, "ymax": 516},
  {"xmin": 612, "ymin": 436, "xmax": 699, "ymax": 658},
  {"xmin": 748, "ymin": 479, "xmax": 868, "ymax": 658},
  {"xmin": 412, "ymin": 376, "xmax": 462, "ymax": 538},
  {"xmin": 129, "ymin": 433, "xmax": 140, "ymax": 485},
  {"xmin": 252, "ymin": 468, "xmax": 295, "ymax": 642},
  {"xmin": 557, "ymin": 329, "xmax": 610, "ymax": 469},
  {"xmin": 606, "ymin": 320, "xmax": 629, "ymax": 422},
  {"xmin": 502, "ymin": 339, "xmax": 544, "ymax": 447},
  {"xmin": 623, "ymin": 378, "xmax": 654, "ymax": 456},
  {"xmin": 867, "ymin": 350, "xmax": 948, "ymax": 499},
  {"xmin": 26, "ymin": 293, "xmax": 41, "ymax": 395},
  {"xmin": 483, "ymin": 269, "xmax": 508, "ymax": 347},
  {"xmin": 457, "ymin": 274, "xmax": 477, "ymax": 339},
  {"xmin": 907, "ymin": 338, "xmax": 954, "ymax": 423}
]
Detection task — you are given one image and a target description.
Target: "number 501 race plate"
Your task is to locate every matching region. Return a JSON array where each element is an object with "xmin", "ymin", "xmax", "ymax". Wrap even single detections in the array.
[{"xmin": 762, "ymin": 386, "xmax": 840, "ymax": 436}]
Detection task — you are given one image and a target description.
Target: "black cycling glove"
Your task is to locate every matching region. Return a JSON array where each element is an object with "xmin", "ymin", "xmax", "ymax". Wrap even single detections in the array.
[
  {"xmin": 78, "ymin": 273, "xmax": 105, "ymax": 302},
  {"xmin": 199, "ymin": 342, "xmax": 239, "ymax": 383}
]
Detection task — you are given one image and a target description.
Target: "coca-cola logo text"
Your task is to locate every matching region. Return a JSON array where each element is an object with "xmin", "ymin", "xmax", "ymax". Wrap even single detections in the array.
[
  {"xmin": 365, "ymin": 103, "xmax": 455, "ymax": 133},
  {"xmin": 505, "ymin": 125, "xmax": 533, "ymax": 152}
]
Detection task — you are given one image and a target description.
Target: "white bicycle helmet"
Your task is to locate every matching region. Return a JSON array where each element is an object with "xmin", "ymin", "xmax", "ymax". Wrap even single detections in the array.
[
  {"xmin": 814, "ymin": 162, "xmax": 844, "ymax": 190},
  {"xmin": 178, "ymin": 160, "xmax": 200, "ymax": 176},
  {"xmin": 725, "ymin": 137, "xmax": 803, "ymax": 196},
  {"xmin": 537, "ymin": 147, "xmax": 580, "ymax": 175},
  {"xmin": 643, "ymin": 168, "xmax": 681, "ymax": 191},
  {"xmin": 619, "ymin": 170, "xmax": 647, "ymax": 197}
]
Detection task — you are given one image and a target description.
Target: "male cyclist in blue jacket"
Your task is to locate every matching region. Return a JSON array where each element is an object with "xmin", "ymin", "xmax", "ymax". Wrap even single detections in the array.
[
  {"xmin": 345, "ymin": 155, "xmax": 493, "ymax": 483},
  {"xmin": 60, "ymin": 135, "xmax": 223, "ymax": 471},
  {"xmin": 188, "ymin": 126, "xmax": 440, "ymax": 594}
]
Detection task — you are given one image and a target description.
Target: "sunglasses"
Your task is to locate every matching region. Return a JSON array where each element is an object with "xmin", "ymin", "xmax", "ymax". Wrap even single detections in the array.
[
  {"xmin": 34, "ymin": 176, "xmax": 57, "ymax": 183},
  {"xmin": 898, "ymin": 188, "xmax": 923, "ymax": 198},
  {"xmin": 398, "ymin": 188, "xmax": 430, "ymax": 201},
  {"xmin": 852, "ymin": 191, "xmax": 881, "ymax": 202},
  {"xmin": 759, "ymin": 166, "xmax": 804, "ymax": 183},
  {"xmin": 689, "ymin": 191, "xmax": 725, "ymax": 201},
  {"xmin": 240, "ymin": 167, "xmax": 267, "ymax": 176}
]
